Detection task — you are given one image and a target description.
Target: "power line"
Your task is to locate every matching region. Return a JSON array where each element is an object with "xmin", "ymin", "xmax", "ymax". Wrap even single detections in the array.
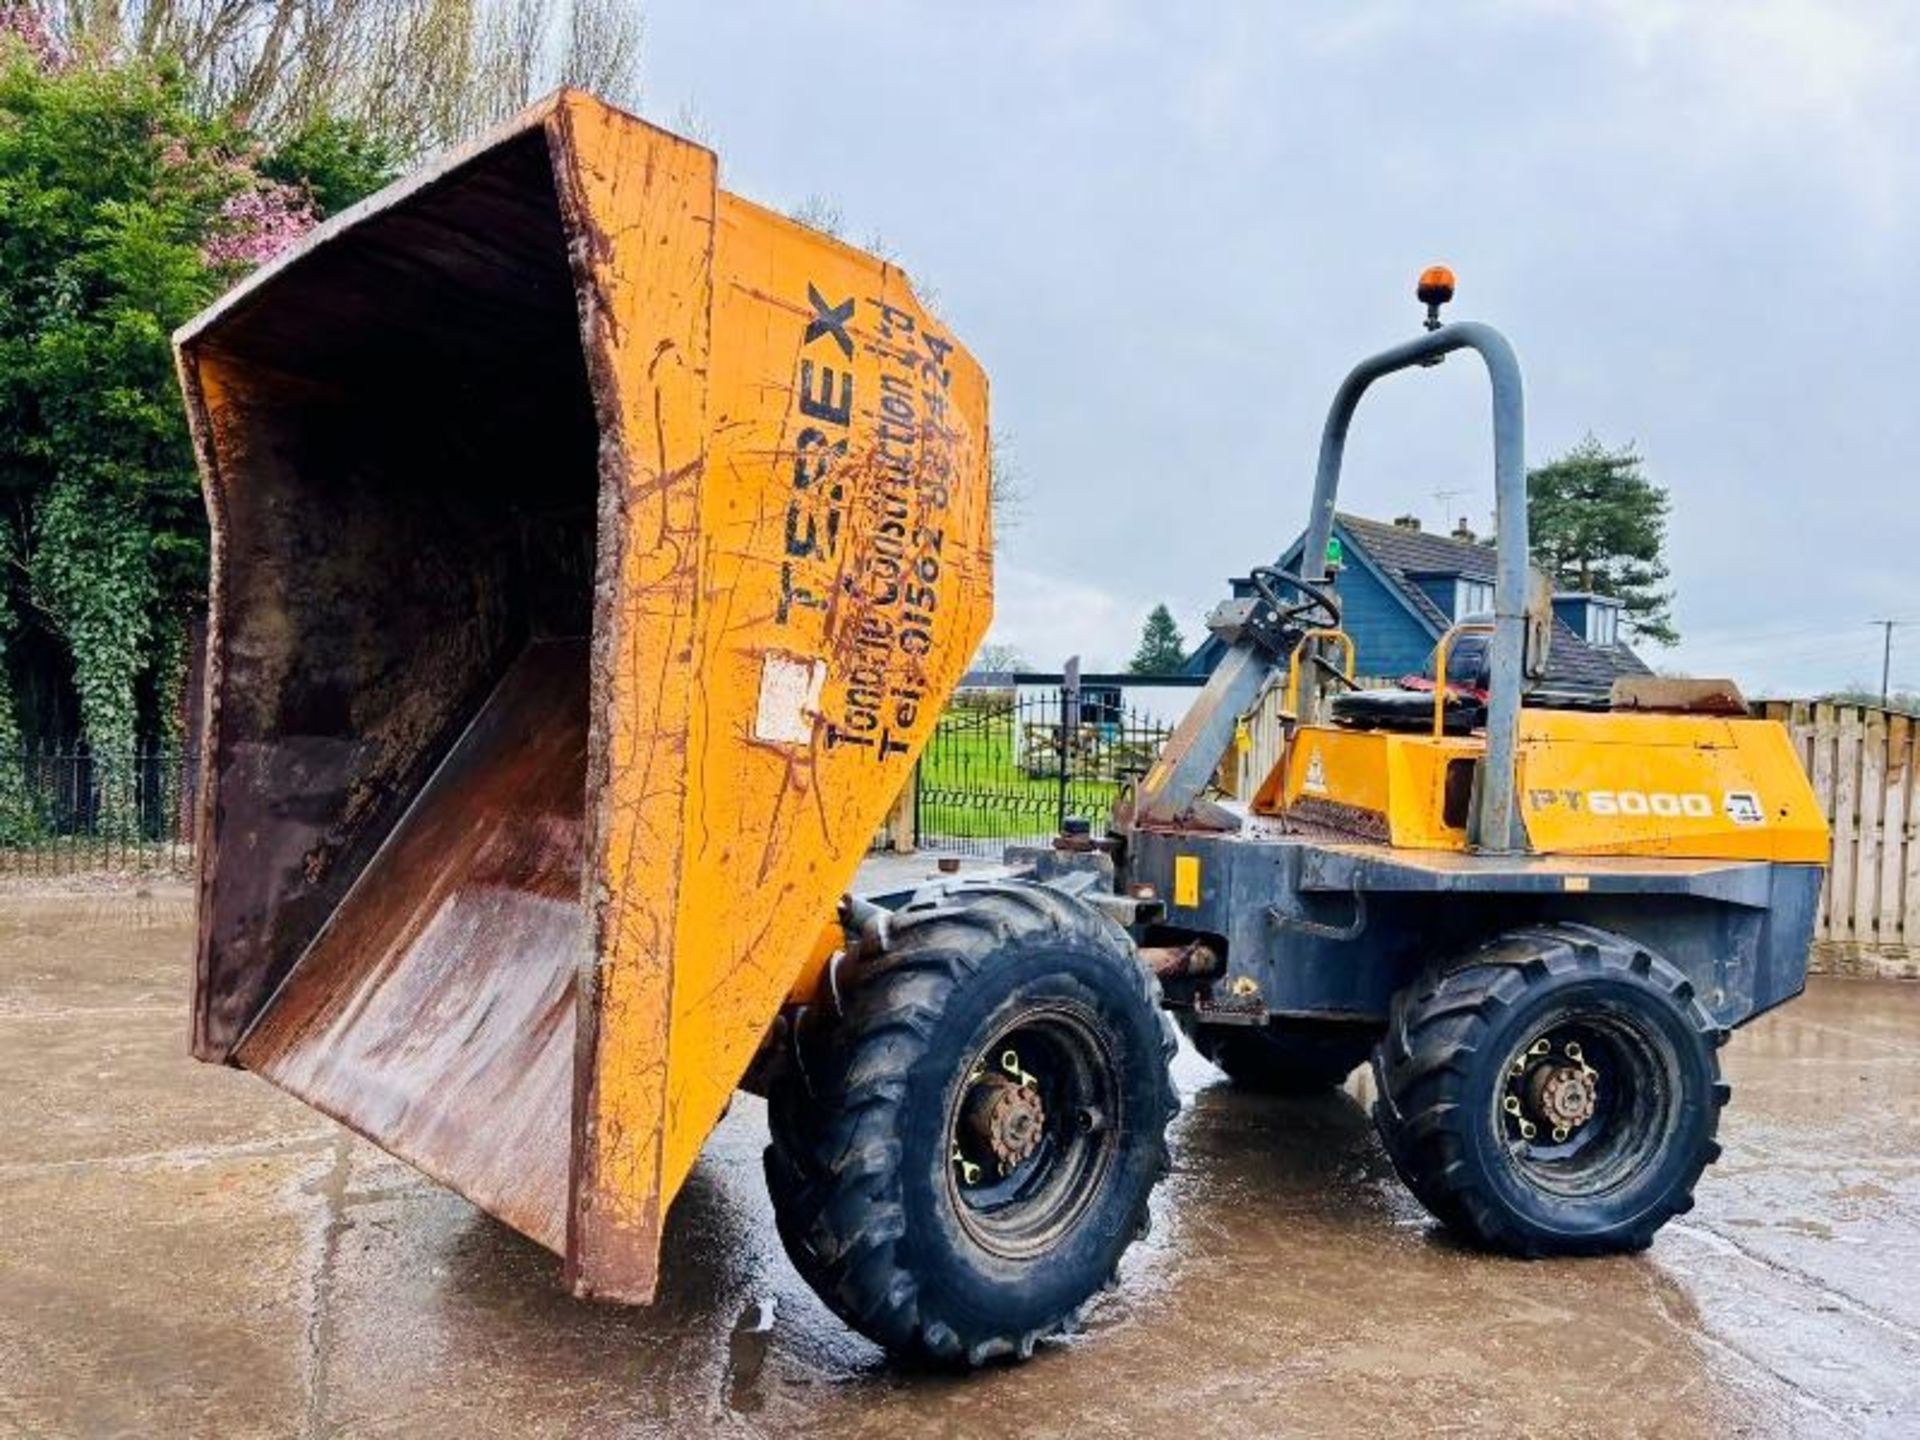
[{"xmin": 1694, "ymin": 633, "xmax": 1882, "ymax": 667}]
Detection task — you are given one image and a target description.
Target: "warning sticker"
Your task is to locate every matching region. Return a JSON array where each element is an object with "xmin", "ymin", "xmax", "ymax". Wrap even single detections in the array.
[{"xmin": 1302, "ymin": 747, "xmax": 1329, "ymax": 795}]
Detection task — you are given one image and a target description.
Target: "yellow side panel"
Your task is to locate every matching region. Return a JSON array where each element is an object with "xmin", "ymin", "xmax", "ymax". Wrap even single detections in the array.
[
  {"xmin": 1515, "ymin": 712, "xmax": 1828, "ymax": 862},
  {"xmin": 559, "ymin": 99, "xmax": 715, "ymax": 1303},
  {"xmin": 1261, "ymin": 725, "xmax": 1474, "ymax": 850},
  {"xmin": 1383, "ymin": 736, "xmax": 1478, "ymax": 851},
  {"xmin": 1260, "ymin": 711, "xmax": 1825, "ymax": 864},
  {"xmin": 663, "ymin": 194, "xmax": 991, "ymax": 1203},
  {"xmin": 1273, "ymin": 727, "xmax": 1393, "ymax": 814},
  {"xmin": 562, "ymin": 91, "xmax": 992, "ymax": 1301}
]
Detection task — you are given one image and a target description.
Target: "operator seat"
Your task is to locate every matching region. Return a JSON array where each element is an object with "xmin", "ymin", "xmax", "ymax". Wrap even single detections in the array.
[
  {"xmin": 1329, "ymin": 629, "xmax": 1492, "ymax": 734},
  {"xmin": 1328, "ymin": 628, "xmax": 1608, "ymax": 734},
  {"xmin": 1331, "ymin": 684, "xmax": 1485, "ymax": 735}
]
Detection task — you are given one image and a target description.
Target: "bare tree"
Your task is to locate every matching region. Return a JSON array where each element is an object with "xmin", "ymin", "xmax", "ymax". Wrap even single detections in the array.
[
  {"xmin": 988, "ymin": 430, "xmax": 1022, "ymax": 533},
  {"xmin": 665, "ymin": 95, "xmax": 711, "ymax": 146},
  {"xmin": 31, "ymin": 0, "xmax": 642, "ymax": 154},
  {"xmin": 971, "ymin": 642, "xmax": 1028, "ymax": 675},
  {"xmin": 787, "ymin": 193, "xmax": 844, "ymax": 239},
  {"xmin": 444, "ymin": 0, "xmax": 641, "ymax": 138},
  {"xmin": 562, "ymin": 0, "xmax": 639, "ymax": 102}
]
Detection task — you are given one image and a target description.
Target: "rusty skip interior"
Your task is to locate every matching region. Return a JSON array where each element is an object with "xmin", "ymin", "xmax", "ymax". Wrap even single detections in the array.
[{"xmin": 183, "ymin": 125, "xmax": 603, "ymax": 1250}]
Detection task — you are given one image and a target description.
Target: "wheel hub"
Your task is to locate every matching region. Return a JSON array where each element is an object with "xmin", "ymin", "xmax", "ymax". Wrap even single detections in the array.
[
  {"xmin": 942, "ymin": 1016, "xmax": 1122, "ymax": 1261},
  {"xmin": 1505, "ymin": 1036, "xmax": 1602, "ymax": 1144},
  {"xmin": 1530, "ymin": 1064, "xmax": 1598, "ymax": 1130},
  {"xmin": 962, "ymin": 1062, "xmax": 1048, "ymax": 1174}
]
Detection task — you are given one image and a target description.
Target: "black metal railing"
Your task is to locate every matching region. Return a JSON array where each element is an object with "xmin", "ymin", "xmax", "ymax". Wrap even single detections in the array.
[
  {"xmin": 0, "ymin": 748, "xmax": 200, "ymax": 876},
  {"xmin": 913, "ymin": 689, "xmax": 1175, "ymax": 858},
  {"xmin": 0, "ymin": 704, "xmax": 1173, "ymax": 875}
]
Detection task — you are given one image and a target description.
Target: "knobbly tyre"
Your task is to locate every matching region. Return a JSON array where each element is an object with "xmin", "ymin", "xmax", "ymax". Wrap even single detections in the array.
[{"xmin": 177, "ymin": 92, "xmax": 1826, "ymax": 1369}]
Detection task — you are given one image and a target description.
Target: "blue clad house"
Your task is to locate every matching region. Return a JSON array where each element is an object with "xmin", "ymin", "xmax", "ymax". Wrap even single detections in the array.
[{"xmin": 1186, "ymin": 513, "xmax": 1652, "ymax": 690}]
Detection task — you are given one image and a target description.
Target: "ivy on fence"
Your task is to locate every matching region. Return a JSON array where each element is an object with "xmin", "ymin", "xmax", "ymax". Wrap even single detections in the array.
[{"xmin": 0, "ymin": 747, "xmax": 197, "ymax": 871}]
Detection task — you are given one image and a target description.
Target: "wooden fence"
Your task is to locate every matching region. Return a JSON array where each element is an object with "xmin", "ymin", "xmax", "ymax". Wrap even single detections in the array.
[{"xmin": 1760, "ymin": 702, "xmax": 1917, "ymax": 978}]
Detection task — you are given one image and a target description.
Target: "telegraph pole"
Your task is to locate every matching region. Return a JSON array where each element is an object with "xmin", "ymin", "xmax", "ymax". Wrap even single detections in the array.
[{"xmin": 1872, "ymin": 620, "xmax": 1908, "ymax": 707}]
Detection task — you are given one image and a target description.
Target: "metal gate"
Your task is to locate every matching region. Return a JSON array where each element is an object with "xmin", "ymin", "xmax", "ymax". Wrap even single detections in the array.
[{"xmin": 913, "ymin": 688, "xmax": 1175, "ymax": 858}]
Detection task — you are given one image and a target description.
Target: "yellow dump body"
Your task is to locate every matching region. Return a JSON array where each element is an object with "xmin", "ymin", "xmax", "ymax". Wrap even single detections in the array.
[{"xmin": 175, "ymin": 91, "xmax": 991, "ymax": 1302}]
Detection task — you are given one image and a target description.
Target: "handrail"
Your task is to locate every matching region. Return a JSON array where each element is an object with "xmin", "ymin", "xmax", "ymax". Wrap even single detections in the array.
[
  {"xmin": 1284, "ymin": 629, "xmax": 1357, "ymax": 718},
  {"xmin": 1429, "ymin": 621, "xmax": 1496, "ymax": 738}
]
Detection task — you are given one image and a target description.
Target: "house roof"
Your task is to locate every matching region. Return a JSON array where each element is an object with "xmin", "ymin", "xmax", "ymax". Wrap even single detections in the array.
[
  {"xmin": 1340, "ymin": 513, "xmax": 1495, "ymax": 578},
  {"xmin": 1264, "ymin": 512, "xmax": 1654, "ymax": 689},
  {"xmin": 1540, "ymin": 618, "xmax": 1651, "ymax": 687}
]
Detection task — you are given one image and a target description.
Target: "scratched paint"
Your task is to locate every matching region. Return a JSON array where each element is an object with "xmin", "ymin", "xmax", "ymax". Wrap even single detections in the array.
[{"xmin": 175, "ymin": 91, "xmax": 992, "ymax": 1308}]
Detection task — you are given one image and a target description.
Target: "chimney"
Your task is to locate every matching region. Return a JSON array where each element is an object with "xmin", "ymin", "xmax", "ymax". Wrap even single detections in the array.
[
  {"xmin": 1392, "ymin": 514, "xmax": 1421, "ymax": 531},
  {"xmin": 1452, "ymin": 516, "xmax": 1475, "ymax": 543}
]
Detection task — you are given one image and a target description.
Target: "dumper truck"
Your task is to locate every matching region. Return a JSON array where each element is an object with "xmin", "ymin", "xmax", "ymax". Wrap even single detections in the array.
[{"xmin": 178, "ymin": 95, "xmax": 1828, "ymax": 1368}]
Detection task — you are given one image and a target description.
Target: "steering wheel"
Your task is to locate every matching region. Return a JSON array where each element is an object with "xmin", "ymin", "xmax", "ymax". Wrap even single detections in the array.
[{"xmin": 1248, "ymin": 565, "xmax": 1342, "ymax": 632}]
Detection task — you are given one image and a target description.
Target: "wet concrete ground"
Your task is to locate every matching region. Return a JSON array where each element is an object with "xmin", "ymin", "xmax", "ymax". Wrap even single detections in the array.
[{"xmin": 2, "ymin": 878, "xmax": 1917, "ymax": 1438}]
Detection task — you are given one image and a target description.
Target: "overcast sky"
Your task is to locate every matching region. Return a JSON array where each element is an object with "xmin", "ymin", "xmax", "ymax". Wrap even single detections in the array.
[{"xmin": 643, "ymin": 1, "xmax": 1918, "ymax": 694}]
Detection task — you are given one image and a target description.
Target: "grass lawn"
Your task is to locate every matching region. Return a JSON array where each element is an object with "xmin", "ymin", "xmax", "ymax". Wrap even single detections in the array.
[{"xmin": 913, "ymin": 706, "xmax": 1158, "ymax": 842}]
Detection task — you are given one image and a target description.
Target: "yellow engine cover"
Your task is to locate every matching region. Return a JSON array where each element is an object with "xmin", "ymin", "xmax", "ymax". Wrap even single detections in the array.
[
  {"xmin": 1513, "ymin": 711, "xmax": 1827, "ymax": 862},
  {"xmin": 1270, "ymin": 711, "xmax": 1827, "ymax": 863}
]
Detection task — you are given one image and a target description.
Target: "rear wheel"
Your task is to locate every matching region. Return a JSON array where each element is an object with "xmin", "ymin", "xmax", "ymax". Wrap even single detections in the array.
[
  {"xmin": 1372, "ymin": 924, "xmax": 1727, "ymax": 1255},
  {"xmin": 765, "ymin": 882, "xmax": 1178, "ymax": 1365},
  {"xmin": 1179, "ymin": 1016, "xmax": 1375, "ymax": 1094}
]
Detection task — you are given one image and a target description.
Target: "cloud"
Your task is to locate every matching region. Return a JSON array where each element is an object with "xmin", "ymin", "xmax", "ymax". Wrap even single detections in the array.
[
  {"xmin": 985, "ymin": 564, "xmax": 1140, "ymax": 672},
  {"xmin": 1536, "ymin": 0, "xmax": 1916, "ymax": 228},
  {"xmin": 645, "ymin": 1, "xmax": 1920, "ymax": 701}
]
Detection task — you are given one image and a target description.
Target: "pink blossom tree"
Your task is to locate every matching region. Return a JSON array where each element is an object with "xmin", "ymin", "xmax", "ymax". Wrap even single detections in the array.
[
  {"xmin": 201, "ymin": 164, "xmax": 318, "ymax": 271},
  {"xmin": 0, "ymin": 4, "xmax": 58, "ymax": 71}
]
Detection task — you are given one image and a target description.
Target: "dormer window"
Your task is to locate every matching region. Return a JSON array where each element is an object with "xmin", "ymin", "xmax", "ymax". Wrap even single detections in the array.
[
  {"xmin": 1587, "ymin": 601, "xmax": 1619, "ymax": 647},
  {"xmin": 1550, "ymin": 592, "xmax": 1625, "ymax": 649},
  {"xmin": 1455, "ymin": 578, "xmax": 1494, "ymax": 620}
]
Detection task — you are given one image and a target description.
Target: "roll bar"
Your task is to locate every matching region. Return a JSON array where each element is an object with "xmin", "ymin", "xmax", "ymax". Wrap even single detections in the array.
[
  {"xmin": 1298, "ymin": 321, "xmax": 1530, "ymax": 852},
  {"xmin": 1128, "ymin": 312, "xmax": 1532, "ymax": 849}
]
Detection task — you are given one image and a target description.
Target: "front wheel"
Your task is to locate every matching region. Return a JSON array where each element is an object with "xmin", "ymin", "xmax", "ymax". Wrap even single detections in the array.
[
  {"xmin": 765, "ymin": 882, "xmax": 1178, "ymax": 1366},
  {"xmin": 1372, "ymin": 924, "xmax": 1727, "ymax": 1256}
]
